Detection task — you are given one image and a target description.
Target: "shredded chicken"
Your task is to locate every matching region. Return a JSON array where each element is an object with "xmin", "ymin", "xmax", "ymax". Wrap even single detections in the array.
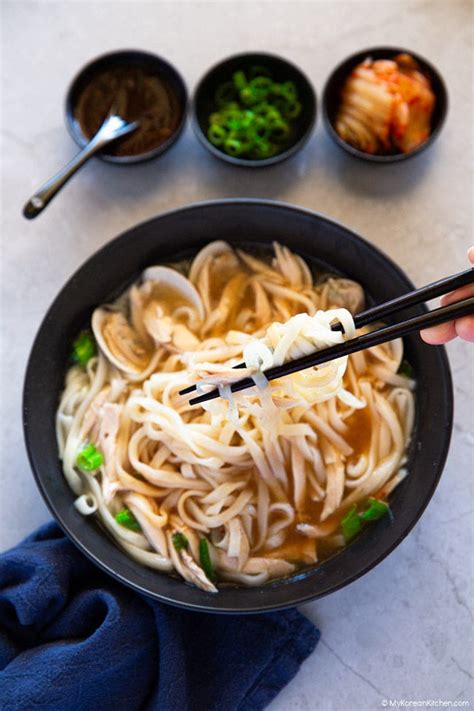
[
  {"xmin": 180, "ymin": 549, "xmax": 218, "ymax": 593},
  {"xmin": 97, "ymin": 403, "xmax": 122, "ymax": 503}
]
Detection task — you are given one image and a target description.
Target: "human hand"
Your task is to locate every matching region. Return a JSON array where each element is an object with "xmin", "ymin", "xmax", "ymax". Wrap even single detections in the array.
[{"xmin": 421, "ymin": 247, "xmax": 474, "ymax": 344}]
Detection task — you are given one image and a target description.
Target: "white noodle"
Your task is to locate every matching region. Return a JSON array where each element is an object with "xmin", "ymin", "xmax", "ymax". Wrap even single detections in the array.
[{"xmin": 56, "ymin": 241, "xmax": 414, "ymax": 592}]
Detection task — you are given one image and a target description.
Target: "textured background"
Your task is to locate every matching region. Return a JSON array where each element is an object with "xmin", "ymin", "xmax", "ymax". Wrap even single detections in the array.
[{"xmin": 1, "ymin": 1, "xmax": 473, "ymax": 708}]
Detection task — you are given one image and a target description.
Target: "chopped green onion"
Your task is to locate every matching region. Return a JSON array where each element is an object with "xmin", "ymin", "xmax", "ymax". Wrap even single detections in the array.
[
  {"xmin": 252, "ymin": 140, "xmax": 276, "ymax": 159},
  {"xmin": 265, "ymin": 107, "xmax": 282, "ymax": 123},
  {"xmin": 233, "ymin": 70, "xmax": 247, "ymax": 91},
  {"xmin": 208, "ymin": 124, "xmax": 227, "ymax": 146},
  {"xmin": 283, "ymin": 99, "xmax": 302, "ymax": 119},
  {"xmin": 342, "ymin": 497, "xmax": 391, "ymax": 543},
  {"xmin": 269, "ymin": 118, "xmax": 290, "ymax": 142},
  {"xmin": 398, "ymin": 359, "xmax": 414, "ymax": 378},
  {"xmin": 199, "ymin": 538, "xmax": 216, "ymax": 582},
  {"xmin": 221, "ymin": 101, "xmax": 240, "ymax": 112},
  {"xmin": 248, "ymin": 76, "xmax": 273, "ymax": 101},
  {"xmin": 208, "ymin": 71, "xmax": 301, "ymax": 160},
  {"xmin": 250, "ymin": 76, "xmax": 273, "ymax": 91},
  {"xmin": 252, "ymin": 122, "xmax": 271, "ymax": 141},
  {"xmin": 239, "ymin": 110, "xmax": 255, "ymax": 130},
  {"xmin": 253, "ymin": 101, "xmax": 272, "ymax": 116},
  {"xmin": 360, "ymin": 498, "xmax": 390, "ymax": 522},
  {"xmin": 76, "ymin": 443, "xmax": 103, "ymax": 472},
  {"xmin": 341, "ymin": 505, "xmax": 362, "ymax": 543},
  {"xmin": 215, "ymin": 81, "xmax": 237, "ymax": 107},
  {"xmin": 115, "ymin": 507, "xmax": 141, "ymax": 531},
  {"xmin": 222, "ymin": 111, "xmax": 241, "ymax": 129},
  {"xmin": 172, "ymin": 531, "xmax": 189, "ymax": 551},
  {"xmin": 224, "ymin": 138, "xmax": 244, "ymax": 156},
  {"xmin": 209, "ymin": 111, "xmax": 227, "ymax": 126},
  {"xmin": 226, "ymin": 115, "xmax": 244, "ymax": 131},
  {"xmin": 280, "ymin": 80, "xmax": 297, "ymax": 100},
  {"xmin": 71, "ymin": 331, "xmax": 96, "ymax": 366},
  {"xmin": 240, "ymin": 86, "xmax": 257, "ymax": 106},
  {"xmin": 272, "ymin": 96, "xmax": 290, "ymax": 114},
  {"xmin": 228, "ymin": 132, "xmax": 252, "ymax": 154}
]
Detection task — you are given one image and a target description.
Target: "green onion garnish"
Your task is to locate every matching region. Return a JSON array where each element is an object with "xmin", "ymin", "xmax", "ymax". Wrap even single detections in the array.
[
  {"xmin": 341, "ymin": 498, "xmax": 391, "ymax": 543},
  {"xmin": 215, "ymin": 81, "xmax": 237, "ymax": 107},
  {"xmin": 253, "ymin": 140, "xmax": 276, "ymax": 159},
  {"xmin": 233, "ymin": 70, "xmax": 247, "ymax": 91},
  {"xmin": 360, "ymin": 498, "xmax": 390, "ymax": 522},
  {"xmin": 199, "ymin": 538, "xmax": 216, "ymax": 582},
  {"xmin": 76, "ymin": 443, "xmax": 103, "ymax": 472},
  {"xmin": 341, "ymin": 506, "xmax": 362, "ymax": 543},
  {"xmin": 115, "ymin": 507, "xmax": 141, "ymax": 531},
  {"xmin": 207, "ymin": 68, "xmax": 301, "ymax": 160},
  {"xmin": 224, "ymin": 137, "xmax": 244, "ymax": 156},
  {"xmin": 398, "ymin": 359, "xmax": 414, "ymax": 378},
  {"xmin": 269, "ymin": 118, "xmax": 290, "ymax": 142},
  {"xmin": 71, "ymin": 330, "xmax": 96, "ymax": 366},
  {"xmin": 172, "ymin": 532, "xmax": 189, "ymax": 551},
  {"xmin": 283, "ymin": 99, "xmax": 302, "ymax": 119},
  {"xmin": 208, "ymin": 124, "xmax": 227, "ymax": 146},
  {"xmin": 280, "ymin": 81, "xmax": 297, "ymax": 100}
]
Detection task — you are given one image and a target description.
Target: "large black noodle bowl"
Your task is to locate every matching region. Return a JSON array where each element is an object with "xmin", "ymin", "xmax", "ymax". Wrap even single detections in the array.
[{"xmin": 23, "ymin": 200, "xmax": 453, "ymax": 613}]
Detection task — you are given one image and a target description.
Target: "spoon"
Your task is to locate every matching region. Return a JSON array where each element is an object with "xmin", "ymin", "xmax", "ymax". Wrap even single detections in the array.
[{"xmin": 23, "ymin": 111, "xmax": 139, "ymax": 219}]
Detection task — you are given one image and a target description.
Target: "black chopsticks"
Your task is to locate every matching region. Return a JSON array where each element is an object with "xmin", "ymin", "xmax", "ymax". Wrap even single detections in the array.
[
  {"xmin": 179, "ymin": 268, "xmax": 474, "ymax": 406},
  {"xmin": 188, "ymin": 297, "xmax": 473, "ymax": 405}
]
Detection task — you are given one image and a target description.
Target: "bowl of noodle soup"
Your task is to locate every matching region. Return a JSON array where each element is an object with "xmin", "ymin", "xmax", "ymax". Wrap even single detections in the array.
[{"xmin": 23, "ymin": 200, "xmax": 453, "ymax": 612}]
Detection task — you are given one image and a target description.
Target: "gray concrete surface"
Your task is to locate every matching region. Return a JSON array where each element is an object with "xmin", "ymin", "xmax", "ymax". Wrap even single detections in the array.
[{"xmin": 1, "ymin": 2, "xmax": 473, "ymax": 708}]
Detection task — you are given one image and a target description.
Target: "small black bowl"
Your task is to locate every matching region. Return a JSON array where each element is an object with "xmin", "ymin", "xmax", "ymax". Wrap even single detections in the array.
[
  {"xmin": 322, "ymin": 46, "xmax": 448, "ymax": 163},
  {"xmin": 65, "ymin": 49, "xmax": 188, "ymax": 164},
  {"xmin": 192, "ymin": 52, "xmax": 317, "ymax": 167},
  {"xmin": 23, "ymin": 200, "xmax": 453, "ymax": 613}
]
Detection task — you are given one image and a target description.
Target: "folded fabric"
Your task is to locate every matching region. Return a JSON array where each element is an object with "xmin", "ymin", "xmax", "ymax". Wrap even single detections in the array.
[{"xmin": 0, "ymin": 522, "xmax": 320, "ymax": 711}]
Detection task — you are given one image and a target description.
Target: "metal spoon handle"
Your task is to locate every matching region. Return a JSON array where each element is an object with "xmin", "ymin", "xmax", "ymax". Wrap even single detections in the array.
[
  {"xmin": 23, "ymin": 118, "xmax": 138, "ymax": 220},
  {"xmin": 23, "ymin": 135, "xmax": 106, "ymax": 219}
]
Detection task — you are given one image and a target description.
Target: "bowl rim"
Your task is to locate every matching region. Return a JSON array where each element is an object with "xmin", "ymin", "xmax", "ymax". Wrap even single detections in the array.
[
  {"xmin": 191, "ymin": 52, "xmax": 317, "ymax": 167},
  {"xmin": 64, "ymin": 48, "xmax": 188, "ymax": 165},
  {"xmin": 322, "ymin": 45, "xmax": 449, "ymax": 163},
  {"xmin": 22, "ymin": 198, "xmax": 453, "ymax": 613}
]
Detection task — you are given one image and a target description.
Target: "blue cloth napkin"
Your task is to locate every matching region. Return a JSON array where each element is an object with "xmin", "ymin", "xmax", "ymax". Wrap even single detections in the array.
[{"xmin": 0, "ymin": 522, "xmax": 320, "ymax": 711}]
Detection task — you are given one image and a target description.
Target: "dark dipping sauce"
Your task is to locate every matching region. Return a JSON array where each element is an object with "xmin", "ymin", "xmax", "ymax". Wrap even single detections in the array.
[{"xmin": 74, "ymin": 66, "xmax": 182, "ymax": 157}]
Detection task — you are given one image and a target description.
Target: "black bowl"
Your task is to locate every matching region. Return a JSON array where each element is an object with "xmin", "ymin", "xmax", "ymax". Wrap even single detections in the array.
[
  {"xmin": 322, "ymin": 46, "xmax": 448, "ymax": 163},
  {"xmin": 65, "ymin": 49, "xmax": 188, "ymax": 164},
  {"xmin": 192, "ymin": 53, "xmax": 317, "ymax": 167},
  {"xmin": 23, "ymin": 200, "xmax": 452, "ymax": 613}
]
